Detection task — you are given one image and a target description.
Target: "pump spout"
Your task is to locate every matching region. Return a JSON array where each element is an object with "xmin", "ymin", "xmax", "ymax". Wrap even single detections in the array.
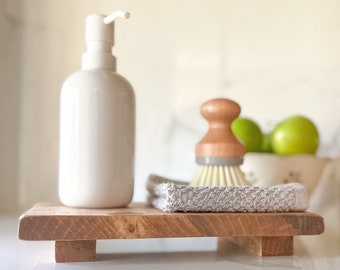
[
  {"xmin": 82, "ymin": 11, "xmax": 130, "ymax": 71},
  {"xmin": 104, "ymin": 11, "xmax": 130, "ymax": 24}
]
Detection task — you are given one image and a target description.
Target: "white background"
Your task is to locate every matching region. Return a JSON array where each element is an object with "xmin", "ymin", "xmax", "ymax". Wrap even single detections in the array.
[{"xmin": 1, "ymin": 0, "xmax": 340, "ymax": 213}]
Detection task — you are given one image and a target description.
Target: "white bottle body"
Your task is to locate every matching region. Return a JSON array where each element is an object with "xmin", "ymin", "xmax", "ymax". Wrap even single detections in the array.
[{"xmin": 58, "ymin": 69, "xmax": 135, "ymax": 208}]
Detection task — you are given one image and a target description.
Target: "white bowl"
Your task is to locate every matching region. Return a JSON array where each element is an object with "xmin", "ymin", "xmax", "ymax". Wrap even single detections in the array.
[{"xmin": 242, "ymin": 153, "xmax": 330, "ymax": 195}]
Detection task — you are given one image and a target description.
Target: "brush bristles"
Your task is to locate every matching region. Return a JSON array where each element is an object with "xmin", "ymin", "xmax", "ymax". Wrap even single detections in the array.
[{"xmin": 190, "ymin": 165, "xmax": 250, "ymax": 187}]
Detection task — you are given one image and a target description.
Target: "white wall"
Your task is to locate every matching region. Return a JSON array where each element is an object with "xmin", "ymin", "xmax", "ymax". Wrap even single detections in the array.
[{"xmin": 0, "ymin": 0, "xmax": 340, "ymax": 213}]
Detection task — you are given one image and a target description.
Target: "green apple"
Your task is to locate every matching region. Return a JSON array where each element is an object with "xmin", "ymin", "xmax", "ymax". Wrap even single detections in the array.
[
  {"xmin": 231, "ymin": 118, "xmax": 263, "ymax": 153},
  {"xmin": 271, "ymin": 116, "xmax": 319, "ymax": 155},
  {"xmin": 261, "ymin": 133, "xmax": 273, "ymax": 153}
]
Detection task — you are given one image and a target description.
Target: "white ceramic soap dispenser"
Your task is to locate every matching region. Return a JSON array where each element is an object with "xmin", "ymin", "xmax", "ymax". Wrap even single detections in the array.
[{"xmin": 59, "ymin": 11, "xmax": 135, "ymax": 208}]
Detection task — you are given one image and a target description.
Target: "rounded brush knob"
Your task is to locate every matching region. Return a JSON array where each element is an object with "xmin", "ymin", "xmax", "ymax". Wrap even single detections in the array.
[{"xmin": 196, "ymin": 98, "xmax": 245, "ymax": 165}]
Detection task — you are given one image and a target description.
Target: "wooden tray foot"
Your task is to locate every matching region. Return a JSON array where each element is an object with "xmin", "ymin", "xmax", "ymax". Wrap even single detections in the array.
[
  {"xmin": 218, "ymin": 236, "xmax": 293, "ymax": 256},
  {"xmin": 55, "ymin": 240, "xmax": 97, "ymax": 262}
]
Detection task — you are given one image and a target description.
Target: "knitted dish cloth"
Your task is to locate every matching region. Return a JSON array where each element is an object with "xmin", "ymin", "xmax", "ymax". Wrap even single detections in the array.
[{"xmin": 147, "ymin": 175, "xmax": 309, "ymax": 213}]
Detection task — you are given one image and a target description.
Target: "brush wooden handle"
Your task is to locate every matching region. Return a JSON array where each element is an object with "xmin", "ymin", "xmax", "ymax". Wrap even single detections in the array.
[{"xmin": 196, "ymin": 98, "xmax": 245, "ymax": 158}]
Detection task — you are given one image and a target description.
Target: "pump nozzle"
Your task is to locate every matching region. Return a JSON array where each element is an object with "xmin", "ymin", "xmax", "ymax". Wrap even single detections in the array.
[
  {"xmin": 104, "ymin": 11, "xmax": 130, "ymax": 24},
  {"xmin": 82, "ymin": 11, "xmax": 130, "ymax": 71}
]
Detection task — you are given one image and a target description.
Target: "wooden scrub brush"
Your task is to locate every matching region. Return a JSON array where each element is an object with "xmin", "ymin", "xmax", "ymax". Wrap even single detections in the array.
[{"xmin": 190, "ymin": 98, "xmax": 251, "ymax": 187}]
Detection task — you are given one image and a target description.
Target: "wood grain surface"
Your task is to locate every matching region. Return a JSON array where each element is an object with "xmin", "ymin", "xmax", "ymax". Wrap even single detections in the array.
[
  {"xmin": 19, "ymin": 202, "xmax": 324, "ymax": 241},
  {"xmin": 18, "ymin": 203, "xmax": 324, "ymax": 261}
]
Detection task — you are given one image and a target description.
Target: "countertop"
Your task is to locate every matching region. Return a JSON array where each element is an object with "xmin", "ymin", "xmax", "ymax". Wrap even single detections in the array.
[{"xmin": 1, "ymin": 215, "xmax": 339, "ymax": 270}]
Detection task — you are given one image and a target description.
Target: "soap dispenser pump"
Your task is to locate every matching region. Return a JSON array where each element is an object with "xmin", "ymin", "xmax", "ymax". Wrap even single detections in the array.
[{"xmin": 59, "ymin": 11, "xmax": 135, "ymax": 208}]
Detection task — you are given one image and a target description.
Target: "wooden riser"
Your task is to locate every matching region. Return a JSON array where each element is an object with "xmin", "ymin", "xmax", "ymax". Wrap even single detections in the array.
[{"xmin": 18, "ymin": 203, "xmax": 324, "ymax": 262}]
